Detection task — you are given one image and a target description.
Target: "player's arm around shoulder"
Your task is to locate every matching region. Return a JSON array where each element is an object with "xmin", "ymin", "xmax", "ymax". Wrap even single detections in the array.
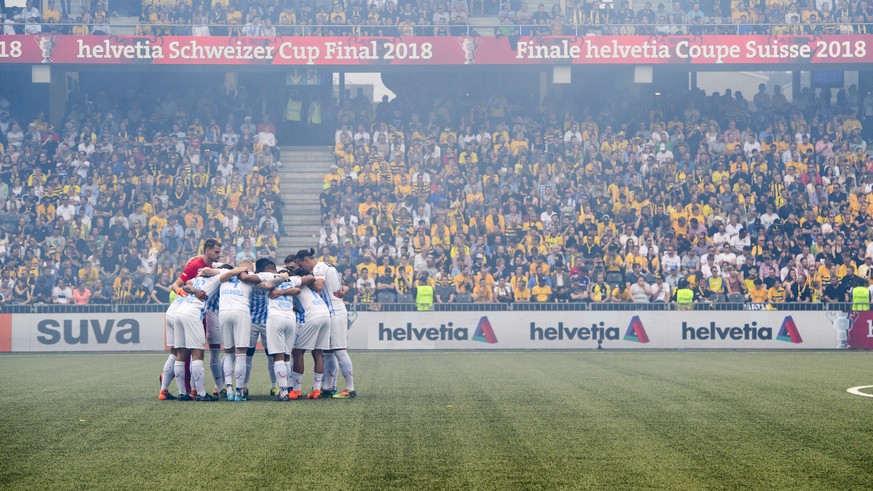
[
  {"xmin": 239, "ymin": 270, "xmax": 266, "ymax": 284},
  {"xmin": 253, "ymin": 271, "xmax": 290, "ymax": 289},
  {"xmin": 269, "ymin": 286, "xmax": 301, "ymax": 299},
  {"xmin": 219, "ymin": 267, "xmax": 248, "ymax": 282},
  {"xmin": 299, "ymin": 275, "xmax": 317, "ymax": 288}
]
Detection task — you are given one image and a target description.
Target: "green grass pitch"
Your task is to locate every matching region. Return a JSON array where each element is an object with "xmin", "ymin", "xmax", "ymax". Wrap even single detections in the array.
[{"xmin": 2, "ymin": 351, "xmax": 873, "ymax": 489}]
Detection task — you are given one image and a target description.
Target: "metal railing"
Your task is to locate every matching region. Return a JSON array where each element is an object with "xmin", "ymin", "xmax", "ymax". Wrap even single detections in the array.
[
  {"xmin": 2, "ymin": 21, "xmax": 869, "ymax": 37},
  {"xmin": 0, "ymin": 301, "xmax": 858, "ymax": 313},
  {"xmin": 349, "ymin": 301, "xmax": 850, "ymax": 312},
  {"xmin": 0, "ymin": 303, "xmax": 169, "ymax": 314}
]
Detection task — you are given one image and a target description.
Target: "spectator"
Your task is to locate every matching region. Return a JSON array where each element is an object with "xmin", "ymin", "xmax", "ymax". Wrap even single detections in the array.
[
  {"xmin": 72, "ymin": 281, "xmax": 91, "ymax": 304},
  {"xmin": 51, "ymin": 278, "xmax": 72, "ymax": 304}
]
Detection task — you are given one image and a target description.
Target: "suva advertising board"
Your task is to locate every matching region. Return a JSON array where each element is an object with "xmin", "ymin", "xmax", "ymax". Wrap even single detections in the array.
[{"xmin": 7, "ymin": 313, "xmax": 166, "ymax": 352}]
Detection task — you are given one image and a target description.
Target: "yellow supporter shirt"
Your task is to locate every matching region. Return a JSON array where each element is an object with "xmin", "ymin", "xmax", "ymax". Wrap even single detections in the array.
[
  {"xmin": 531, "ymin": 285, "xmax": 552, "ymax": 302},
  {"xmin": 749, "ymin": 286, "xmax": 769, "ymax": 302}
]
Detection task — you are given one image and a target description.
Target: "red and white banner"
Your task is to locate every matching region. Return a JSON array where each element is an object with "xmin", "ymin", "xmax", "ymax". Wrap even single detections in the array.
[
  {"xmin": 845, "ymin": 311, "xmax": 873, "ymax": 349},
  {"xmin": 0, "ymin": 34, "xmax": 870, "ymax": 65}
]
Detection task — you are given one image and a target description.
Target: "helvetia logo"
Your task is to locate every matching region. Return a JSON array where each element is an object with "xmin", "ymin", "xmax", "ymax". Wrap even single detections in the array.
[
  {"xmin": 623, "ymin": 315, "xmax": 650, "ymax": 343},
  {"xmin": 472, "ymin": 316, "xmax": 498, "ymax": 344},
  {"xmin": 776, "ymin": 315, "xmax": 803, "ymax": 344}
]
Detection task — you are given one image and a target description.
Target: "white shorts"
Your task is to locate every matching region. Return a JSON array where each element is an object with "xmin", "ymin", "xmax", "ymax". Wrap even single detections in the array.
[
  {"xmin": 266, "ymin": 315, "xmax": 295, "ymax": 355},
  {"xmin": 165, "ymin": 313, "xmax": 176, "ymax": 348},
  {"xmin": 175, "ymin": 312, "xmax": 206, "ymax": 350},
  {"xmin": 205, "ymin": 310, "xmax": 221, "ymax": 346},
  {"xmin": 329, "ymin": 311, "xmax": 349, "ymax": 350},
  {"xmin": 220, "ymin": 310, "xmax": 252, "ymax": 349},
  {"xmin": 249, "ymin": 323, "xmax": 267, "ymax": 353},
  {"xmin": 294, "ymin": 317, "xmax": 330, "ymax": 351}
]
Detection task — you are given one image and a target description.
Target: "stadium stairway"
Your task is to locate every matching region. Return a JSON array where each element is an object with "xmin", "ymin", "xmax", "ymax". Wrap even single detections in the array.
[
  {"xmin": 467, "ymin": 16, "xmax": 499, "ymax": 36},
  {"xmin": 277, "ymin": 146, "xmax": 334, "ymax": 254},
  {"xmin": 109, "ymin": 16, "xmax": 138, "ymax": 35}
]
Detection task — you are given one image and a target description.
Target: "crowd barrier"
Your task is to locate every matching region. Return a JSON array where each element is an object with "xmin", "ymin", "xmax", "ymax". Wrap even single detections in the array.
[{"xmin": 1, "ymin": 303, "xmax": 871, "ymax": 352}]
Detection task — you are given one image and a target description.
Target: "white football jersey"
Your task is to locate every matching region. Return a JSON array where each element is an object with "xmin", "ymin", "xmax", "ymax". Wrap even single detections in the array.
[
  {"xmin": 166, "ymin": 292, "xmax": 186, "ymax": 316},
  {"xmin": 219, "ymin": 273, "xmax": 253, "ymax": 313},
  {"xmin": 313, "ymin": 261, "xmax": 347, "ymax": 313},
  {"xmin": 177, "ymin": 275, "xmax": 222, "ymax": 317},
  {"xmin": 258, "ymin": 272, "xmax": 300, "ymax": 318},
  {"xmin": 293, "ymin": 284, "xmax": 330, "ymax": 323}
]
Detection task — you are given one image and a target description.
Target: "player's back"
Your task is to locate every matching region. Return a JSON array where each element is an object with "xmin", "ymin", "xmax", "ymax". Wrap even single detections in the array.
[
  {"xmin": 178, "ymin": 275, "xmax": 221, "ymax": 316},
  {"xmin": 219, "ymin": 275, "xmax": 252, "ymax": 312},
  {"xmin": 250, "ymin": 287, "xmax": 269, "ymax": 325},
  {"xmin": 293, "ymin": 284, "xmax": 330, "ymax": 324},
  {"xmin": 315, "ymin": 262, "xmax": 347, "ymax": 313},
  {"xmin": 166, "ymin": 293, "xmax": 186, "ymax": 317},
  {"xmin": 259, "ymin": 272, "xmax": 300, "ymax": 317}
]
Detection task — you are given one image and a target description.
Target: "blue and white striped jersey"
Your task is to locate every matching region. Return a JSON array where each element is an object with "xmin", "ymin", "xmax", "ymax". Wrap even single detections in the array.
[
  {"xmin": 206, "ymin": 287, "xmax": 220, "ymax": 314},
  {"xmin": 250, "ymin": 287, "xmax": 269, "ymax": 325}
]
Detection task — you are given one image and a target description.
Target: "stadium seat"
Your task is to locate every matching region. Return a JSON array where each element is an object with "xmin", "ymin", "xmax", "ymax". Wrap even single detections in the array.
[
  {"xmin": 377, "ymin": 292, "xmax": 397, "ymax": 303},
  {"xmin": 727, "ymin": 293, "xmax": 746, "ymax": 304},
  {"xmin": 396, "ymin": 293, "xmax": 414, "ymax": 303},
  {"xmin": 606, "ymin": 272, "xmax": 624, "ymax": 287},
  {"xmin": 455, "ymin": 293, "xmax": 473, "ymax": 303},
  {"xmin": 708, "ymin": 293, "xmax": 727, "ymax": 303}
]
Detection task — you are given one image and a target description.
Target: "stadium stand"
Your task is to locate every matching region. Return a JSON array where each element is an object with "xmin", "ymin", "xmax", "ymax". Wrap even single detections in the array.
[
  {"xmin": 1, "ymin": 1, "xmax": 873, "ymax": 307},
  {"xmin": 316, "ymin": 80, "xmax": 873, "ymax": 305},
  {"xmin": 0, "ymin": 0, "xmax": 870, "ymax": 35},
  {"xmin": 0, "ymin": 87, "xmax": 285, "ymax": 305}
]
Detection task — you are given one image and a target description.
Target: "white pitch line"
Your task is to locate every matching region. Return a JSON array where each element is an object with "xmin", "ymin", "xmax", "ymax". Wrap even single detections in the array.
[{"xmin": 846, "ymin": 386, "xmax": 873, "ymax": 398}]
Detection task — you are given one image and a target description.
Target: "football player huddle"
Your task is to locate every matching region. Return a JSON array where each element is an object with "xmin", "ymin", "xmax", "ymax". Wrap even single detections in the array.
[{"xmin": 158, "ymin": 240, "xmax": 356, "ymax": 402}]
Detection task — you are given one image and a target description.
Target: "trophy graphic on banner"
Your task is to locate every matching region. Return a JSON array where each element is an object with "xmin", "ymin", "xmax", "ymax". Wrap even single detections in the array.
[
  {"xmin": 35, "ymin": 35, "xmax": 56, "ymax": 64},
  {"xmin": 457, "ymin": 37, "xmax": 479, "ymax": 64},
  {"xmin": 827, "ymin": 310, "xmax": 851, "ymax": 349}
]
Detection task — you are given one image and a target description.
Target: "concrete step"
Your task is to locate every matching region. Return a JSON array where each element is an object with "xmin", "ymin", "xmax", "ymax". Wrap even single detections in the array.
[
  {"xmin": 276, "ymin": 174, "xmax": 331, "ymax": 181},
  {"xmin": 282, "ymin": 203, "xmax": 321, "ymax": 211},
  {"xmin": 279, "ymin": 145, "xmax": 332, "ymax": 151},
  {"xmin": 110, "ymin": 16, "xmax": 138, "ymax": 35},
  {"xmin": 290, "ymin": 222, "xmax": 324, "ymax": 229},
  {"xmin": 277, "ymin": 162, "xmax": 334, "ymax": 167},
  {"xmin": 284, "ymin": 198, "xmax": 320, "ymax": 204},
  {"xmin": 279, "ymin": 153, "xmax": 336, "ymax": 160},
  {"xmin": 283, "ymin": 236, "xmax": 319, "ymax": 244},
  {"xmin": 276, "ymin": 146, "xmax": 334, "ymax": 242},
  {"xmin": 281, "ymin": 194, "xmax": 322, "ymax": 200}
]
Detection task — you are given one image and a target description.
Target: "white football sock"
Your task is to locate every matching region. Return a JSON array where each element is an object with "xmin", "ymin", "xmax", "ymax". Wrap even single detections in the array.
[
  {"xmin": 291, "ymin": 371, "xmax": 303, "ymax": 391},
  {"xmin": 335, "ymin": 350, "xmax": 355, "ymax": 391},
  {"xmin": 173, "ymin": 361, "xmax": 186, "ymax": 395},
  {"xmin": 267, "ymin": 356, "xmax": 276, "ymax": 387},
  {"xmin": 191, "ymin": 360, "xmax": 206, "ymax": 396},
  {"xmin": 161, "ymin": 354, "xmax": 176, "ymax": 391},
  {"xmin": 222, "ymin": 354, "xmax": 235, "ymax": 388},
  {"xmin": 313, "ymin": 372, "xmax": 323, "ymax": 392},
  {"xmin": 244, "ymin": 355, "xmax": 253, "ymax": 387},
  {"xmin": 284, "ymin": 361, "xmax": 291, "ymax": 384},
  {"xmin": 235, "ymin": 355, "xmax": 248, "ymax": 391},
  {"xmin": 273, "ymin": 360, "xmax": 288, "ymax": 395},
  {"xmin": 323, "ymin": 352, "xmax": 337, "ymax": 390},
  {"xmin": 208, "ymin": 349, "xmax": 222, "ymax": 388}
]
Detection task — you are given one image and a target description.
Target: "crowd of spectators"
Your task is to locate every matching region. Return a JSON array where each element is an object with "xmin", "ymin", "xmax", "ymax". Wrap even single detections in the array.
[
  {"xmin": 501, "ymin": 0, "xmax": 873, "ymax": 36},
  {"xmin": 2, "ymin": 0, "xmax": 871, "ymax": 36},
  {"xmin": 317, "ymin": 82, "xmax": 873, "ymax": 305},
  {"xmin": 0, "ymin": 0, "xmax": 472, "ymax": 36},
  {"xmin": 0, "ymin": 84, "xmax": 285, "ymax": 305}
]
